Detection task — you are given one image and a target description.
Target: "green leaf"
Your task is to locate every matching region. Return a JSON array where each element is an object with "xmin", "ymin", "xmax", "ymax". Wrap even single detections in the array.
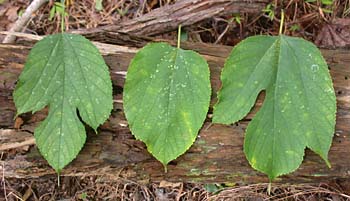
[
  {"xmin": 13, "ymin": 33, "xmax": 113, "ymax": 172},
  {"xmin": 49, "ymin": 6, "xmax": 56, "ymax": 21},
  {"xmin": 321, "ymin": 0, "xmax": 333, "ymax": 5},
  {"xmin": 54, "ymin": 2, "xmax": 65, "ymax": 14},
  {"xmin": 204, "ymin": 184, "xmax": 225, "ymax": 194},
  {"xmin": 123, "ymin": 42, "xmax": 211, "ymax": 167},
  {"xmin": 213, "ymin": 35, "xmax": 336, "ymax": 180},
  {"xmin": 322, "ymin": 8, "xmax": 333, "ymax": 13},
  {"xmin": 180, "ymin": 30, "xmax": 188, "ymax": 42},
  {"xmin": 95, "ymin": 0, "xmax": 103, "ymax": 11},
  {"xmin": 290, "ymin": 24, "xmax": 300, "ymax": 32}
]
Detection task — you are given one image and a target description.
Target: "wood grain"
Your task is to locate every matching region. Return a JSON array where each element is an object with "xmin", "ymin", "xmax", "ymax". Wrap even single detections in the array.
[{"xmin": 73, "ymin": 0, "xmax": 268, "ymax": 37}]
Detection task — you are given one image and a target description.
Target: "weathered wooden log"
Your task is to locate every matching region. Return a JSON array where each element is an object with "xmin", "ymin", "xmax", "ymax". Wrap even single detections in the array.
[
  {"xmin": 73, "ymin": 0, "xmax": 268, "ymax": 38},
  {"xmin": 0, "ymin": 42, "xmax": 349, "ymax": 186}
]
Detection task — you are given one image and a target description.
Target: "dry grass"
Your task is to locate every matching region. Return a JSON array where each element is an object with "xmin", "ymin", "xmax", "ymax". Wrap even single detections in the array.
[
  {"xmin": 1, "ymin": 175, "xmax": 209, "ymax": 200},
  {"xmin": 185, "ymin": 0, "xmax": 350, "ymax": 45},
  {"xmin": 1, "ymin": 176, "xmax": 349, "ymax": 200},
  {"xmin": 1, "ymin": 0, "xmax": 350, "ymax": 43},
  {"xmin": 3, "ymin": 0, "xmax": 350, "ymax": 44},
  {"xmin": 27, "ymin": 0, "xmax": 177, "ymax": 35},
  {"xmin": 209, "ymin": 183, "xmax": 350, "ymax": 201}
]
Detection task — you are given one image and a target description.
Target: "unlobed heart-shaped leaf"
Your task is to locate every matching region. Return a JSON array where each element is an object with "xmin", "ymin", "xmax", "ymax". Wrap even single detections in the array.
[{"xmin": 123, "ymin": 42, "xmax": 211, "ymax": 168}]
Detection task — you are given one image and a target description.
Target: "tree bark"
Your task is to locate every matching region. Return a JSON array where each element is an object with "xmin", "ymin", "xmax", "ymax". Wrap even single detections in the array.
[
  {"xmin": 72, "ymin": 0, "xmax": 269, "ymax": 37},
  {"xmin": 0, "ymin": 42, "xmax": 349, "ymax": 185}
]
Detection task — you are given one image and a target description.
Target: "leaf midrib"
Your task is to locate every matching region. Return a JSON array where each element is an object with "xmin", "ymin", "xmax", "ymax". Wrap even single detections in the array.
[
  {"xmin": 159, "ymin": 48, "xmax": 179, "ymax": 162},
  {"xmin": 271, "ymin": 36, "xmax": 282, "ymax": 179}
]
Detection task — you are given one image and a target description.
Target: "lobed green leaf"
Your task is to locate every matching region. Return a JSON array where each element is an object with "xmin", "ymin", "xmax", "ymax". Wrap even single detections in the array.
[
  {"xmin": 13, "ymin": 33, "xmax": 113, "ymax": 172},
  {"xmin": 213, "ymin": 35, "xmax": 336, "ymax": 180}
]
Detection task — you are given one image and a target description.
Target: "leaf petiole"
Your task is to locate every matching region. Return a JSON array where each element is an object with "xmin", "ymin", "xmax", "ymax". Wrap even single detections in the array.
[
  {"xmin": 279, "ymin": 9, "xmax": 285, "ymax": 35},
  {"xmin": 164, "ymin": 164, "xmax": 168, "ymax": 173},
  {"xmin": 57, "ymin": 173, "xmax": 60, "ymax": 187},
  {"xmin": 60, "ymin": 0, "xmax": 65, "ymax": 32},
  {"xmin": 177, "ymin": 24, "xmax": 182, "ymax": 49}
]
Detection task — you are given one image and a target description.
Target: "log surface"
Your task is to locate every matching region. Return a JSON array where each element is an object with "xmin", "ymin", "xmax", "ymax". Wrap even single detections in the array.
[
  {"xmin": 0, "ymin": 42, "xmax": 349, "ymax": 185},
  {"xmin": 73, "ymin": 0, "xmax": 268, "ymax": 37}
]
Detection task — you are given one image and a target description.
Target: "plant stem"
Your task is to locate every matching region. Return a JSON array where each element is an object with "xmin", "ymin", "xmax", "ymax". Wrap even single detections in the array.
[
  {"xmin": 57, "ymin": 173, "xmax": 60, "ymax": 187},
  {"xmin": 164, "ymin": 164, "xmax": 168, "ymax": 173},
  {"xmin": 61, "ymin": 14, "xmax": 65, "ymax": 32},
  {"xmin": 61, "ymin": 0, "xmax": 65, "ymax": 32},
  {"xmin": 177, "ymin": 24, "xmax": 182, "ymax": 49},
  {"xmin": 279, "ymin": 9, "xmax": 285, "ymax": 35}
]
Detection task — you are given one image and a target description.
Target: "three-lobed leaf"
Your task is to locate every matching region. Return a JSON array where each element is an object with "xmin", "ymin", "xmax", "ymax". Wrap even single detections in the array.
[
  {"xmin": 213, "ymin": 35, "xmax": 336, "ymax": 180},
  {"xmin": 13, "ymin": 33, "xmax": 113, "ymax": 172},
  {"xmin": 123, "ymin": 42, "xmax": 211, "ymax": 167}
]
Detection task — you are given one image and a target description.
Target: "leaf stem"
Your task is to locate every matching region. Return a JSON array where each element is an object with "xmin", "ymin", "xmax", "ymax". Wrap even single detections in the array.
[
  {"xmin": 61, "ymin": 13, "xmax": 65, "ymax": 32},
  {"xmin": 163, "ymin": 164, "xmax": 168, "ymax": 173},
  {"xmin": 57, "ymin": 173, "xmax": 60, "ymax": 187},
  {"xmin": 60, "ymin": 0, "xmax": 65, "ymax": 32},
  {"xmin": 177, "ymin": 24, "xmax": 182, "ymax": 49},
  {"xmin": 279, "ymin": 9, "xmax": 285, "ymax": 35}
]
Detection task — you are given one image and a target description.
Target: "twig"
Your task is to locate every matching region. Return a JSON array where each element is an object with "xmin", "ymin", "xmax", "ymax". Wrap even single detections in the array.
[
  {"xmin": 6, "ymin": 192, "xmax": 23, "ymax": 201},
  {"xmin": 0, "ymin": 31, "xmax": 138, "ymax": 54},
  {"xmin": 1, "ymin": 153, "xmax": 7, "ymax": 201},
  {"xmin": 214, "ymin": 23, "xmax": 230, "ymax": 44},
  {"xmin": 0, "ymin": 31, "xmax": 43, "ymax": 41},
  {"xmin": 0, "ymin": 138, "xmax": 36, "ymax": 151},
  {"xmin": 2, "ymin": 0, "xmax": 48, "ymax": 43}
]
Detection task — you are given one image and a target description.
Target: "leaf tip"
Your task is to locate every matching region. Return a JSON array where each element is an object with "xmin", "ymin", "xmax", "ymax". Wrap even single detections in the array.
[
  {"xmin": 211, "ymin": 110, "xmax": 220, "ymax": 122},
  {"xmin": 211, "ymin": 117, "xmax": 219, "ymax": 124},
  {"xmin": 211, "ymin": 116, "xmax": 231, "ymax": 125},
  {"xmin": 14, "ymin": 107, "xmax": 24, "ymax": 120},
  {"xmin": 211, "ymin": 112, "xmax": 223, "ymax": 124},
  {"xmin": 318, "ymin": 152, "xmax": 331, "ymax": 168},
  {"xmin": 54, "ymin": 165, "xmax": 62, "ymax": 174},
  {"xmin": 325, "ymin": 159, "xmax": 331, "ymax": 169},
  {"xmin": 268, "ymin": 174, "xmax": 277, "ymax": 183},
  {"xmin": 13, "ymin": 113, "xmax": 19, "ymax": 121}
]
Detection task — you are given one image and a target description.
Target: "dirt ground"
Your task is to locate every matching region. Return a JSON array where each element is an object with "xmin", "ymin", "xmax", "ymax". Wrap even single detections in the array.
[{"xmin": 1, "ymin": 0, "xmax": 350, "ymax": 200}]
